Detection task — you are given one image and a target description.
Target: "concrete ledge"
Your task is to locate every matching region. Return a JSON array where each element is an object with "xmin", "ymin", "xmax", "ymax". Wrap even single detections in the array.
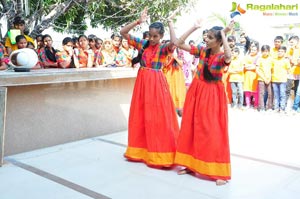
[
  {"xmin": 0, "ymin": 68, "xmax": 137, "ymax": 157},
  {"xmin": 0, "ymin": 67, "xmax": 138, "ymax": 86}
]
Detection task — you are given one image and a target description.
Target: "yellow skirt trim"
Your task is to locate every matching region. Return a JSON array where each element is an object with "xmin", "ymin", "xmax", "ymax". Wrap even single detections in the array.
[
  {"xmin": 175, "ymin": 152, "xmax": 231, "ymax": 177},
  {"xmin": 125, "ymin": 147, "xmax": 175, "ymax": 166}
]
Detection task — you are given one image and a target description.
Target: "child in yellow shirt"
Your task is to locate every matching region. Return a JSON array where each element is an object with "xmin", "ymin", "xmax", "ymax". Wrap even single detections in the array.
[
  {"xmin": 271, "ymin": 46, "xmax": 291, "ymax": 112},
  {"xmin": 256, "ymin": 45, "xmax": 273, "ymax": 111},
  {"xmin": 228, "ymin": 47, "xmax": 244, "ymax": 109}
]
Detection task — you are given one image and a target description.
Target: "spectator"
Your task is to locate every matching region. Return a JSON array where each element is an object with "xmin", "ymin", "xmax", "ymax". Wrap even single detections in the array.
[
  {"xmin": 228, "ymin": 47, "xmax": 244, "ymax": 109},
  {"xmin": 116, "ymin": 39, "xmax": 135, "ymax": 67},
  {"xmin": 101, "ymin": 38, "xmax": 117, "ymax": 67},
  {"xmin": 55, "ymin": 37, "xmax": 75, "ymax": 68},
  {"xmin": 5, "ymin": 16, "xmax": 34, "ymax": 55},
  {"xmin": 271, "ymin": 46, "xmax": 291, "ymax": 113},
  {"xmin": 111, "ymin": 32, "xmax": 122, "ymax": 54},
  {"xmin": 73, "ymin": 35, "xmax": 94, "ymax": 68},
  {"xmin": 39, "ymin": 34, "xmax": 58, "ymax": 68}
]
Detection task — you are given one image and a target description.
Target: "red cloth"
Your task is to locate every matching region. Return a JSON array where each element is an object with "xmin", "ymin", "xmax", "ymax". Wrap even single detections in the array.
[
  {"xmin": 175, "ymin": 78, "xmax": 231, "ymax": 180},
  {"xmin": 125, "ymin": 67, "xmax": 179, "ymax": 167}
]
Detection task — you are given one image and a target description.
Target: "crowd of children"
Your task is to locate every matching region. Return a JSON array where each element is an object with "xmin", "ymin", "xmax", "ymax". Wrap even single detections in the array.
[
  {"xmin": 225, "ymin": 35, "xmax": 300, "ymax": 114},
  {"xmin": 1, "ymin": 16, "xmax": 300, "ymax": 114},
  {"xmin": 0, "ymin": 17, "xmax": 139, "ymax": 70}
]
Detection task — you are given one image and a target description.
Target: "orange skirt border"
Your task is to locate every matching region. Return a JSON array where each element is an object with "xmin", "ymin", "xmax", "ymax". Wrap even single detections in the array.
[
  {"xmin": 125, "ymin": 147, "xmax": 175, "ymax": 167},
  {"xmin": 175, "ymin": 152, "xmax": 231, "ymax": 180}
]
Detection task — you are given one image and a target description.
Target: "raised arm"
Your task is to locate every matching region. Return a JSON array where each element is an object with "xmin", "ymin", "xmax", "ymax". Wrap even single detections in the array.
[
  {"xmin": 167, "ymin": 9, "xmax": 180, "ymax": 51},
  {"xmin": 169, "ymin": 18, "xmax": 204, "ymax": 52},
  {"xmin": 120, "ymin": 8, "xmax": 148, "ymax": 40},
  {"xmin": 222, "ymin": 21, "xmax": 235, "ymax": 64}
]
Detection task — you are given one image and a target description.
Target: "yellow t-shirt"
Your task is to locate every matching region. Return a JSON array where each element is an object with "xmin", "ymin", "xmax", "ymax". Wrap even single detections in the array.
[
  {"xmin": 256, "ymin": 56, "xmax": 272, "ymax": 81},
  {"xmin": 228, "ymin": 57, "xmax": 244, "ymax": 82},
  {"xmin": 287, "ymin": 47, "xmax": 300, "ymax": 75},
  {"xmin": 5, "ymin": 34, "xmax": 34, "ymax": 52},
  {"xmin": 292, "ymin": 64, "xmax": 300, "ymax": 75},
  {"xmin": 271, "ymin": 57, "xmax": 291, "ymax": 82},
  {"xmin": 270, "ymin": 47, "xmax": 279, "ymax": 59}
]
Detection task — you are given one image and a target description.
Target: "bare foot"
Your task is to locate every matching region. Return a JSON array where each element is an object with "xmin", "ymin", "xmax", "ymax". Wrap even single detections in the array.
[
  {"xmin": 177, "ymin": 168, "xmax": 192, "ymax": 175},
  {"xmin": 216, "ymin": 179, "xmax": 227, "ymax": 186}
]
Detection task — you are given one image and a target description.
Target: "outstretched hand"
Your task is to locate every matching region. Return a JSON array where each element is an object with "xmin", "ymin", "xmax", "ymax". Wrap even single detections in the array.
[
  {"xmin": 224, "ymin": 21, "xmax": 235, "ymax": 34},
  {"xmin": 194, "ymin": 18, "xmax": 204, "ymax": 29},
  {"xmin": 167, "ymin": 8, "xmax": 181, "ymax": 21},
  {"xmin": 139, "ymin": 7, "xmax": 149, "ymax": 23}
]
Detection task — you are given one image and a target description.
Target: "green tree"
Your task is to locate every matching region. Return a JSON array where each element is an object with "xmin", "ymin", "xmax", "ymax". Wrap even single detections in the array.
[{"xmin": 0, "ymin": 0, "xmax": 191, "ymax": 39}]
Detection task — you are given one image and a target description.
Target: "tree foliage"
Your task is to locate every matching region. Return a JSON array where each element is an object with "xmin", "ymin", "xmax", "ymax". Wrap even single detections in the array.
[{"xmin": 0, "ymin": 0, "xmax": 191, "ymax": 39}]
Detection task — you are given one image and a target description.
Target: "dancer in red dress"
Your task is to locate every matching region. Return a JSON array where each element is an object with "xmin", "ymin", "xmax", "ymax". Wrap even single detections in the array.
[
  {"xmin": 120, "ymin": 8, "xmax": 179, "ymax": 168},
  {"xmin": 169, "ymin": 15, "xmax": 234, "ymax": 185}
]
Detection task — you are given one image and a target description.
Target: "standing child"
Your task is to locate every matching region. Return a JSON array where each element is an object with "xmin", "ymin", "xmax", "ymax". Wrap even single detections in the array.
[
  {"xmin": 228, "ymin": 47, "xmax": 244, "ymax": 109},
  {"xmin": 120, "ymin": 8, "xmax": 179, "ymax": 168},
  {"xmin": 169, "ymin": 14, "xmax": 234, "ymax": 185},
  {"xmin": 292, "ymin": 56, "xmax": 300, "ymax": 112},
  {"xmin": 256, "ymin": 45, "xmax": 273, "ymax": 111},
  {"xmin": 286, "ymin": 36, "xmax": 300, "ymax": 109},
  {"xmin": 243, "ymin": 45, "xmax": 259, "ymax": 109},
  {"xmin": 163, "ymin": 47, "xmax": 186, "ymax": 116},
  {"xmin": 271, "ymin": 46, "xmax": 291, "ymax": 113},
  {"xmin": 181, "ymin": 40, "xmax": 198, "ymax": 88}
]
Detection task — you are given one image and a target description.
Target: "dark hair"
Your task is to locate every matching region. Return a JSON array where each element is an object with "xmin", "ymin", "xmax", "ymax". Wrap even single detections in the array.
[
  {"xmin": 289, "ymin": 35, "xmax": 299, "ymax": 42},
  {"xmin": 72, "ymin": 37, "xmax": 78, "ymax": 43},
  {"xmin": 13, "ymin": 16, "xmax": 25, "ymax": 25},
  {"xmin": 278, "ymin": 45, "xmax": 287, "ymax": 52},
  {"xmin": 27, "ymin": 41, "xmax": 35, "ymax": 48},
  {"xmin": 62, "ymin": 37, "xmax": 73, "ymax": 45},
  {"xmin": 232, "ymin": 47, "xmax": 240, "ymax": 53},
  {"xmin": 78, "ymin": 34, "xmax": 88, "ymax": 41},
  {"xmin": 274, "ymin": 36, "xmax": 283, "ymax": 42},
  {"xmin": 261, "ymin": 45, "xmax": 270, "ymax": 52},
  {"xmin": 143, "ymin": 31, "xmax": 149, "ymax": 39},
  {"xmin": 15, "ymin": 35, "xmax": 26, "ymax": 43},
  {"xmin": 188, "ymin": 40, "xmax": 195, "ymax": 45},
  {"xmin": 42, "ymin": 34, "xmax": 52, "ymax": 42},
  {"xmin": 250, "ymin": 40, "xmax": 259, "ymax": 51},
  {"xmin": 36, "ymin": 34, "xmax": 43, "ymax": 40},
  {"xmin": 88, "ymin": 34, "xmax": 97, "ymax": 42},
  {"xmin": 149, "ymin": 22, "xmax": 164, "ymax": 35},
  {"xmin": 111, "ymin": 32, "xmax": 122, "ymax": 41},
  {"xmin": 203, "ymin": 29, "xmax": 208, "ymax": 35},
  {"xmin": 203, "ymin": 26, "xmax": 223, "ymax": 81},
  {"xmin": 227, "ymin": 35, "xmax": 236, "ymax": 42}
]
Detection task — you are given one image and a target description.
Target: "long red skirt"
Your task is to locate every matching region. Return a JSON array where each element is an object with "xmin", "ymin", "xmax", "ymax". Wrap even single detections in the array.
[
  {"xmin": 125, "ymin": 67, "xmax": 179, "ymax": 167},
  {"xmin": 175, "ymin": 78, "xmax": 231, "ymax": 180}
]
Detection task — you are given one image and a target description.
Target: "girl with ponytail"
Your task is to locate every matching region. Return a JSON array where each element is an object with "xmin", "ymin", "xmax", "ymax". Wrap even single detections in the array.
[{"xmin": 168, "ymin": 14, "xmax": 234, "ymax": 185}]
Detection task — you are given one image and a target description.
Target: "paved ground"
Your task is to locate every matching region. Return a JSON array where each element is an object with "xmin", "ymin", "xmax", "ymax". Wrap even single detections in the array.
[{"xmin": 0, "ymin": 108, "xmax": 300, "ymax": 199}]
